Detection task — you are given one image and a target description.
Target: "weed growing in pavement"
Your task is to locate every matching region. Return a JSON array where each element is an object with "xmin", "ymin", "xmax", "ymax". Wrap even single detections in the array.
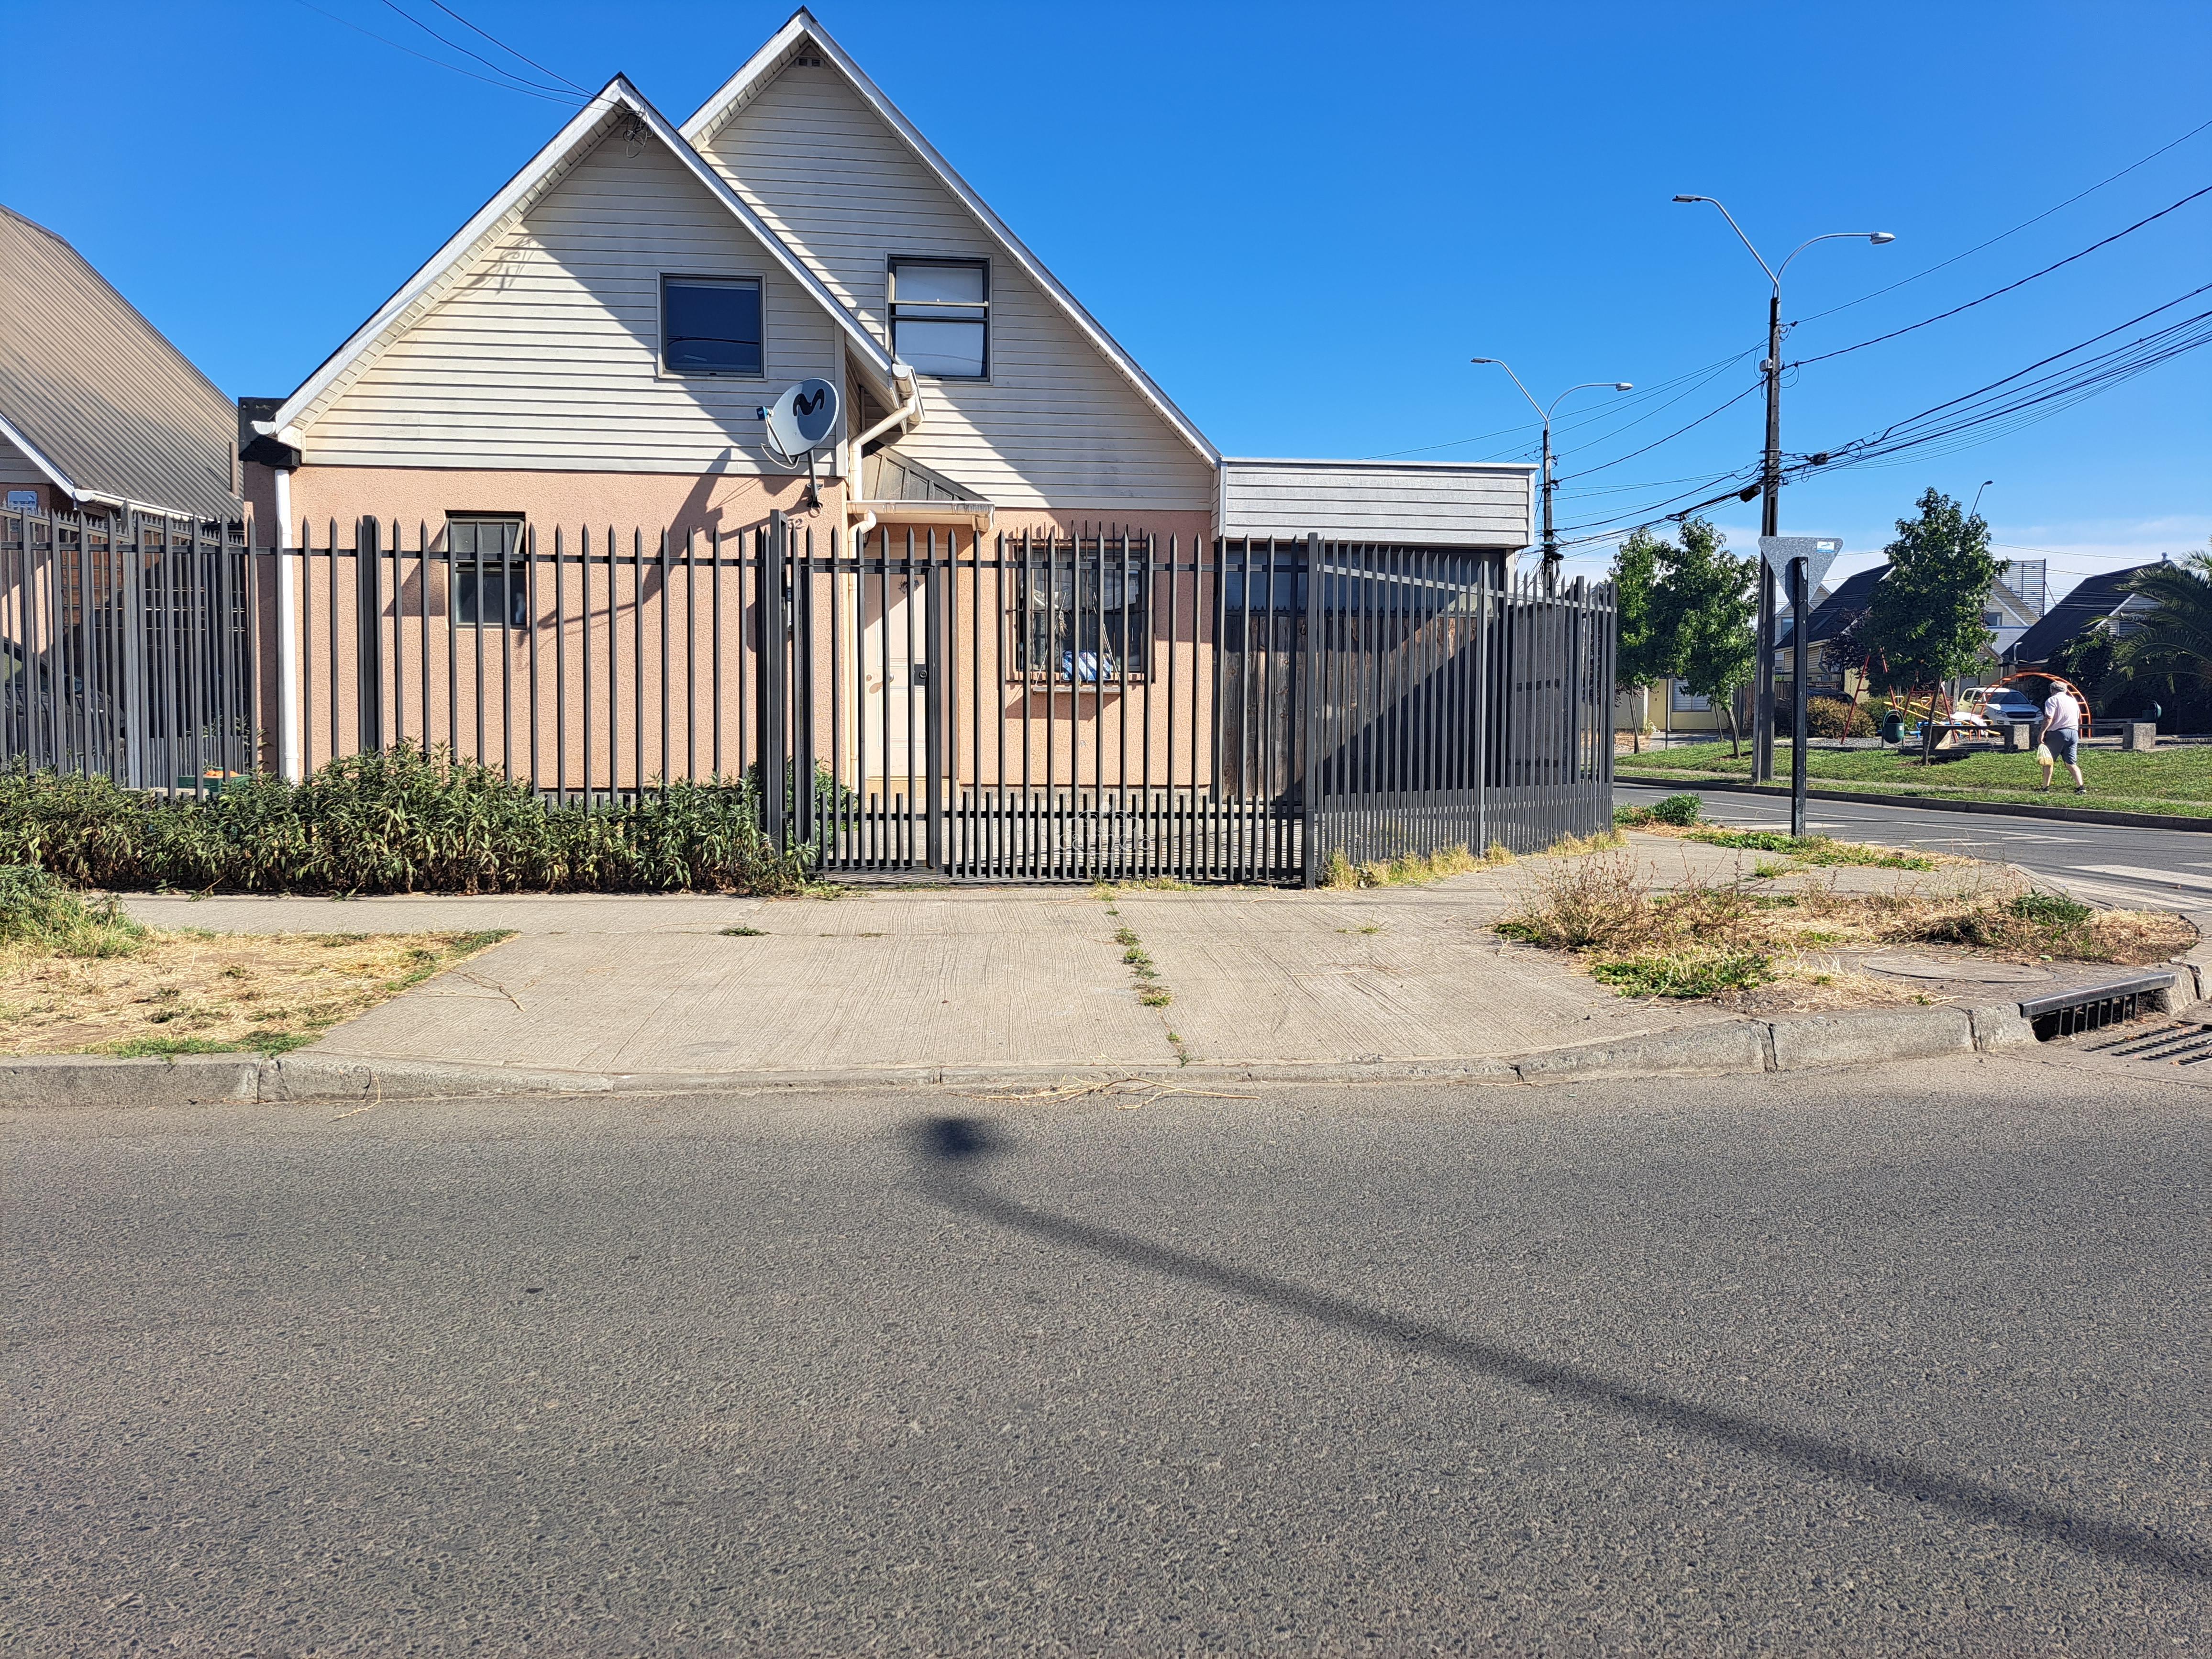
[
  {"xmin": 1495, "ymin": 851, "xmax": 2190, "ymax": 1000},
  {"xmin": 1613, "ymin": 793, "xmax": 1703, "ymax": 828},
  {"xmin": 1590, "ymin": 947, "xmax": 1773, "ymax": 998},
  {"xmin": 1681, "ymin": 828, "xmax": 1937, "ymax": 870},
  {"xmin": 719, "ymin": 926, "xmax": 767, "ymax": 937}
]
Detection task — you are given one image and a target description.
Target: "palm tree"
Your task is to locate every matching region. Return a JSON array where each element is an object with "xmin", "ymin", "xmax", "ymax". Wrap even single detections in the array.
[{"xmin": 2113, "ymin": 547, "xmax": 2212, "ymax": 686}]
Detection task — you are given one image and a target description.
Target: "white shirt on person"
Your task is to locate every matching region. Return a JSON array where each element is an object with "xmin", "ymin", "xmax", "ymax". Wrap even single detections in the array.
[{"xmin": 2043, "ymin": 692, "xmax": 2080, "ymax": 734}]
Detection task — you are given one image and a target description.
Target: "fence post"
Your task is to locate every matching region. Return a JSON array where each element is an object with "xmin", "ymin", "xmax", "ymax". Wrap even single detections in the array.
[
  {"xmin": 759, "ymin": 510, "xmax": 788, "ymax": 852},
  {"xmin": 356, "ymin": 516, "xmax": 384, "ymax": 754},
  {"xmin": 926, "ymin": 533, "xmax": 946, "ymax": 872},
  {"xmin": 1298, "ymin": 532, "xmax": 1321, "ymax": 888}
]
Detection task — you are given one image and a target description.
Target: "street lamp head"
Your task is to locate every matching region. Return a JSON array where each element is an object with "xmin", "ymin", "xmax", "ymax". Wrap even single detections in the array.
[
  {"xmin": 1671, "ymin": 195, "xmax": 1704, "ymax": 203},
  {"xmin": 1613, "ymin": 382, "xmax": 1634, "ymax": 391},
  {"xmin": 1869, "ymin": 232, "xmax": 1896, "ymax": 244},
  {"xmin": 1469, "ymin": 356, "xmax": 1496, "ymax": 365}
]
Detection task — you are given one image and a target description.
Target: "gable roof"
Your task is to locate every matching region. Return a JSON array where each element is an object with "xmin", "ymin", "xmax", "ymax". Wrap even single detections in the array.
[
  {"xmin": 1775, "ymin": 564, "xmax": 1885, "ymax": 650},
  {"xmin": 2009, "ymin": 563, "xmax": 2158, "ymax": 665},
  {"xmin": 0, "ymin": 205, "xmax": 239, "ymax": 519},
  {"xmin": 682, "ymin": 10, "xmax": 1220, "ymax": 469},
  {"xmin": 269, "ymin": 76, "xmax": 899, "ymax": 443}
]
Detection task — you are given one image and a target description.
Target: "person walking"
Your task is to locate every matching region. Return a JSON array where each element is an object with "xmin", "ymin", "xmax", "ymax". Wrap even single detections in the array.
[{"xmin": 2037, "ymin": 681, "xmax": 2086, "ymax": 794}]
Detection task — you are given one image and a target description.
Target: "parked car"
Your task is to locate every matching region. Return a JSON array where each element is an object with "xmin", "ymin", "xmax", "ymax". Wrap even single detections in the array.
[{"xmin": 1954, "ymin": 686, "xmax": 2042, "ymax": 730}]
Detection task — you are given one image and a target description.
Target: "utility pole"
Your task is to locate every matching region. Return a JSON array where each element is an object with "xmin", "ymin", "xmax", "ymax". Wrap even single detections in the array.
[
  {"xmin": 1469, "ymin": 361, "xmax": 1633, "ymax": 595},
  {"xmin": 1759, "ymin": 288, "xmax": 1783, "ymax": 785},
  {"xmin": 1671, "ymin": 198, "xmax": 1893, "ymax": 783}
]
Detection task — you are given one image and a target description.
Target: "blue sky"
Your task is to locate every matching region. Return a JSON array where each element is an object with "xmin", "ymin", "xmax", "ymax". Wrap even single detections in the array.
[{"xmin": 4, "ymin": 0, "xmax": 2205, "ymax": 600}]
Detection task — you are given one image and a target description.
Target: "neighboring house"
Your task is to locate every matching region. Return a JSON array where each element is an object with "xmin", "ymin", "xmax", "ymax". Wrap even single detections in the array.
[
  {"xmin": 1769, "ymin": 559, "xmax": 2046, "ymax": 690},
  {"xmin": 2007, "ymin": 562, "xmax": 2160, "ymax": 668},
  {"xmin": 0, "ymin": 205, "xmax": 239, "ymax": 520},
  {"xmin": 243, "ymin": 9, "xmax": 1528, "ymax": 563}
]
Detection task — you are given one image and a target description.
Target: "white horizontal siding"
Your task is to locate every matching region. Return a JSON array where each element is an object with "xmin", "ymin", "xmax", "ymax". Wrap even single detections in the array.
[
  {"xmin": 0, "ymin": 434, "xmax": 49, "ymax": 489},
  {"xmin": 704, "ymin": 65, "xmax": 1213, "ymax": 512},
  {"xmin": 1221, "ymin": 462, "xmax": 1533, "ymax": 547},
  {"xmin": 306, "ymin": 132, "xmax": 844, "ymax": 475}
]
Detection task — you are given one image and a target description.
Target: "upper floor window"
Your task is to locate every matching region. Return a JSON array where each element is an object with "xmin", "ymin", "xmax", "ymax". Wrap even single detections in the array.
[
  {"xmin": 663, "ymin": 276, "xmax": 763, "ymax": 377},
  {"xmin": 889, "ymin": 258, "xmax": 988, "ymax": 378}
]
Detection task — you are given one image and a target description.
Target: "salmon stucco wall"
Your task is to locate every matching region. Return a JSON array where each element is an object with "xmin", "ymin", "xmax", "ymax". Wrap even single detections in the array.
[{"xmin": 280, "ymin": 465, "xmax": 844, "ymax": 546}]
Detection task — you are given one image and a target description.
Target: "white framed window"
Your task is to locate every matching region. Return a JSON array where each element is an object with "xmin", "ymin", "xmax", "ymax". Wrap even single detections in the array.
[
  {"xmin": 662, "ymin": 275, "xmax": 763, "ymax": 377},
  {"xmin": 1670, "ymin": 681, "xmax": 1711, "ymax": 713},
  {"xmin": 888, "ymin": 258, "xmax": 988, "ymax": 378},
  {"xmin": 448, "ymin": 516, "xmax": 528, "ymax": 628}
]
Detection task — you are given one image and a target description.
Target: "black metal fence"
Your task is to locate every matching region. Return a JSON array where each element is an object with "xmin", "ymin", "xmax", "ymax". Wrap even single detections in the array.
[
  {"xmin": 0, "ymin": 505, "xmax": 1615, "ymax": 882},
  {"xmin": 0, "ymin": 506, "xmax": 257, "ymax": 793}
]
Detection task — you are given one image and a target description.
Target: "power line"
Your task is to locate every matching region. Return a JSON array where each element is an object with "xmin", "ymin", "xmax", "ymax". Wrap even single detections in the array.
[
  {"xmin": 1788, "ymin": 184, "xmax": 2212, "ymax": 367},
  {"xmin": 1796, "ymin": 116, "xmax": 2212, "ymax": 327},
  {"xmin": 420, "ymin": 0, "xmax": 587, "ymax": 91},
  {"xmin": 376, "ymin": 0, "xmax": 581, "ymax": 96},
  {"xmin": 286, "ymin": 0, "xmax": 586, "ymax": 103},
  {"xmin": 1548, "ymin": 379, "xmax": 1764, "ymax": 484}
]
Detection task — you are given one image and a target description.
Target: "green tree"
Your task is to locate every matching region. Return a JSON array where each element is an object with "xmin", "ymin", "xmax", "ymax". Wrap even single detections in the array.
[
  {"xmin": 1610, "ymin": 528, "xmax": 1668, "ymax": 752},
  {"xmin": 1861, "ymin": 489, "xmax": 2005, "ymax": 726},
  {"xmin": 2113, "ymin": 547, "xmax": 2212, "ymax": 688},
  {"xmin": 1654, "ymin": 517, "xmax": 1759, "ymax": 757}
]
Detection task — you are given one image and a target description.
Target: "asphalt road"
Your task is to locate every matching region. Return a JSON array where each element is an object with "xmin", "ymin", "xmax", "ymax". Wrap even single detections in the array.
[
  {"xmin": 1616, "ymin": 777, "xmax": 2212, "ymax": 912},
  {"xmin": 9, "ymin": 1060, "xmax": 2209, "ymax": 1653}
]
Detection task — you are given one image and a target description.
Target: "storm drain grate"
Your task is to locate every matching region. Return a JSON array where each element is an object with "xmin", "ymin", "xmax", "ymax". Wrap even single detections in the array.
[
  {"xmin": 2019, "ymin": 972, "xmax": 2176, "ymax": 1042},
  {"xmin": 2077, "ymin": 1021, "xmax": 2212, "ymax": 1064}
]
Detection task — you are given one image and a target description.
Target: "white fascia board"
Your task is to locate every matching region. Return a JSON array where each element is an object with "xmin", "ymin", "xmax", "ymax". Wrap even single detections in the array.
[
  {"xmin": 0, "ymin": 411, "xmax": 77, "ymax": 497},
  {"xmin": 1222, "ymin": 455, "xmax": 1540, "ymax": 474},
  {"xmin": 273, "ymin": 76, "xmax": 896, "ymax": 440},
  {"xmin": 682, "ymin": 10, "xmax": 1221, "ymax": 469}
]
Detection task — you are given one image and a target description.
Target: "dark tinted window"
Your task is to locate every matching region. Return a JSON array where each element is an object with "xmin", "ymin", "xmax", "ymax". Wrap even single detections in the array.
[{"xmin": 663, "ymin": 276, "xmax": 763, "ymax": 376}]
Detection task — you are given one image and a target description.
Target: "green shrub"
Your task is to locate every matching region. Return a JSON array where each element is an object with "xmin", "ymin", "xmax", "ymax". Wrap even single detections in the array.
[
  {"xmin": 0, "ymin": 747, "xmax": 812, "ymax": 896},
  {"xmin": 1806, "ymin": 697, "xmax": 1873, "ymax": 739},
  {"xmin": 1613, "ymin": 792, "xmax": 1703, "ymax": 829},
  {"xmin": 0, "ymin": 863, "xmax": 144, "ymax": 957}
]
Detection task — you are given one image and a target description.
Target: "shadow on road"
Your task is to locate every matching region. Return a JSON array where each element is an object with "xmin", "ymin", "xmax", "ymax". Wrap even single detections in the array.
[{"xmin": 906, "ymin": 1112, "xmax": 2205, "ymax": 1582}]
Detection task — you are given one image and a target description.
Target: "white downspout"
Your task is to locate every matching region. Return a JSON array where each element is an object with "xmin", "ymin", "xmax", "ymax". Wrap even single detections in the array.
[
  {"xmin": 845, "ymin": 365, "xmax": 921, "ymax": 516},
  {"xmin": 273, "ymin": 466, "xmax": 302, "ymax": 782}
]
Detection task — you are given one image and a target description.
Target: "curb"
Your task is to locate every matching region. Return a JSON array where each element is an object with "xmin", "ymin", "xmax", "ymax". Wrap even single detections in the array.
[
  {"xmin": 1615, "ymin": 773, "xmax": 2212, "ymax": 833},
  {"xmin": 5, "ymin": 984, "xmax": 2154, "ymax": 1107}
]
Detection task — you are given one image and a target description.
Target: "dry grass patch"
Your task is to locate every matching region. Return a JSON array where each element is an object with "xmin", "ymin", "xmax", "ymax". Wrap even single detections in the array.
[
  {"xmin": 1321, "ymin": 841, "xmax": 1516, "ymax": 889},
  {"xmin": 1496, "ymin": 850, "xmax": 2191, "ymax": 1002},
  {"xmin": 0, "ymin": 924, "xmax": 512, "ymax": 1057}
]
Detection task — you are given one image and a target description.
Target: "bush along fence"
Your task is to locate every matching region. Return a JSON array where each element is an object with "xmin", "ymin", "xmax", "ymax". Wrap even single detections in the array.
[{"xmin": 2, "ymin": 503, "xmax": 1616, "ymax": 887}]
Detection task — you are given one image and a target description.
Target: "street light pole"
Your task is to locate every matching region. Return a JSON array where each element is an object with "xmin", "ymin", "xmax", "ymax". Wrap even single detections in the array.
[
  {"xmin": 1470, "ymin": 361, "xmax": 1634, "ymax": 592},
  {"xmin": 1671, "ymin": 198, "xmax": 1893, "ymax": 785}
]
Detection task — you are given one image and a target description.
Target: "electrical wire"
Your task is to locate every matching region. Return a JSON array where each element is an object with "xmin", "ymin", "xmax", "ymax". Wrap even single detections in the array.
[
  {"xmin": 1788, "ymin": 184, "xmax": 2212, "ymax": 367},
  {"xmin": 1545, "ymin": 285, "xmax": 2212, "ymax": 548},
  {"xmin": 376, "ymin": 0, "xmax": 582, "ymax": 96},
  {"xmin": 420, "ymin": 0, "xmax": 588, "ymax": 91},
  {"xmin": 1795, "ymin": 116, "xmax": 2212, "ymax": 326},
  {"xmin": 1366, "ymin": 343, "xmax": 1761, "ymax": 459},
  {"xmin": 1548, "ymin": 379, "xmax": 1764, "ymax": 483},
  {"xmin": 286, "ymin": 0, "xmax": 586, "ymax": 103}
]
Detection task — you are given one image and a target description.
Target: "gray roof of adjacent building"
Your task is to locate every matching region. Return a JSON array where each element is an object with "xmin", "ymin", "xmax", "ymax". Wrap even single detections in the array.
[
  {"xmin": 2008, "ymin": 563, "xmax": 2160, "ymax": 666},
  {"xmin": 0, "ymin": 205, "xmax": 239, "ymax": 520}
]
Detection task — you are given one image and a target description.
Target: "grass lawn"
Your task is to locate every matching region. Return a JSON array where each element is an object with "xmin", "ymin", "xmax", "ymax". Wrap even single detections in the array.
[
  {"xmin": 0, "ymin": 919, "xmax": 512, "ymax": 1057},
  {"xmin": 1618, "ymin": 741, "xmax": 2212, "ymax": 817}
]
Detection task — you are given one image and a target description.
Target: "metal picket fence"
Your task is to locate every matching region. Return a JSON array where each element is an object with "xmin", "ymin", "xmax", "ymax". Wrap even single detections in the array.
[{"xmin": 1, "ymin": 504, "xmax": 1615, "ymax": 882}]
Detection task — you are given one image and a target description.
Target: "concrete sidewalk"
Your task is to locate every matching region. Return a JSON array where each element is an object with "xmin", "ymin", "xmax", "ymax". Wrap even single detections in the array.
[{"xmin": 113, "ymin": 834, "xmax": 2022, "ymax": 1083}]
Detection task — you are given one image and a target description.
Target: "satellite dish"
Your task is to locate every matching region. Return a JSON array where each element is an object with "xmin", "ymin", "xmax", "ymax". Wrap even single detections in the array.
[{"xmin": 760, "ymin": 377, "xmax": 841, "ymax": 465}]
